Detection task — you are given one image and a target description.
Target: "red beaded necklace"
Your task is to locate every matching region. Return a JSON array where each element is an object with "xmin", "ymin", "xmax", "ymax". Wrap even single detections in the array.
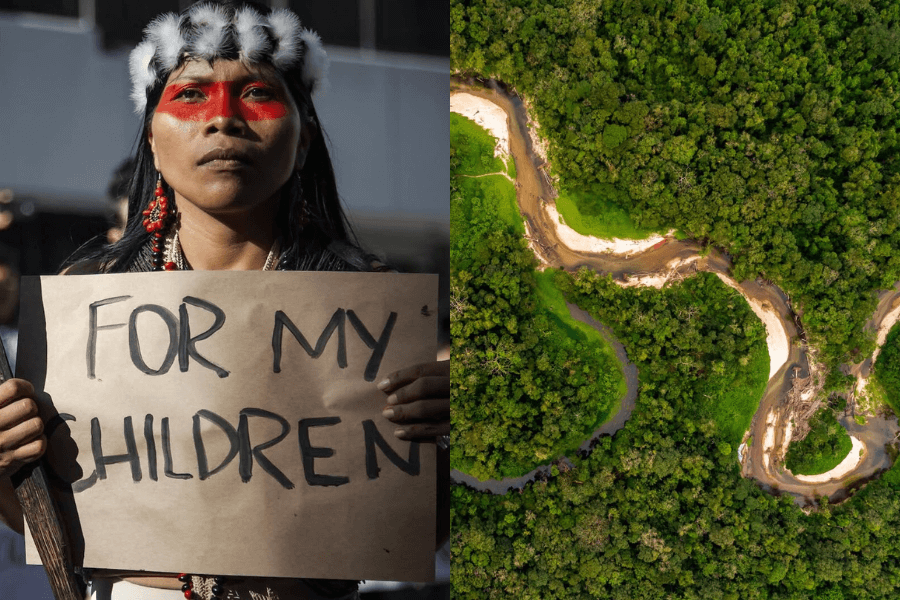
[
  {"xmin": 142, "ymin": 174, "xmax": 177, "ymax": 271},
  {"xmin": 178, "ymin": 573, "xmax": 226, "ymax": 599}
]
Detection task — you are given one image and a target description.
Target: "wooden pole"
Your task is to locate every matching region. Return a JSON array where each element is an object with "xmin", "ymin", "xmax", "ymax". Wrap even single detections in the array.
[{"xmin": 0, "ymin": 339, "xmax": 85, "ymax": 600}]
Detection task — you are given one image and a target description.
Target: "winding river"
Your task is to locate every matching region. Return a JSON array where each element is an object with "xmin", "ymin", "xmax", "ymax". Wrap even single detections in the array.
[{"xmin": 451, "ymin": 79, "xmax": 900, "ymax": 503}]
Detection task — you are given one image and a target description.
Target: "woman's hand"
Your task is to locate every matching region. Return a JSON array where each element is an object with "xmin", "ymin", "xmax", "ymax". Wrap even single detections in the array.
[
  {"xmin": 378, "ymin": 360, "xmax": 449, "ymax": 441},
  {"xmin": 0, "ymin": 379, "xmax": 46, "ymax": 478}
]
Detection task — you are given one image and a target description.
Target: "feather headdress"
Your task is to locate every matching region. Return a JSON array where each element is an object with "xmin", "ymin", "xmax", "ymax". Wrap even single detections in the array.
[{"xmin": 128, "ymin": 2, "xmax": 328, "ymax": 114}]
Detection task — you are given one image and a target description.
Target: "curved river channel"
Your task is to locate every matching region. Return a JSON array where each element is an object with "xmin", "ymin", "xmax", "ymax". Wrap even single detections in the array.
[{"xmin": 450, "ymin": 80, "xmax": 900, "ymax": 503}]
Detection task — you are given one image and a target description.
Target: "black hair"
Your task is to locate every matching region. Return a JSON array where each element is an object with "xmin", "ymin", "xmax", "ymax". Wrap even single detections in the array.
[
  {"xmin": 66, "ymin": 0, "xmax": 379, "ymax": 274},
  {"xmin": 107, "ymin": 158, "xmax": 135, "ymax": 202}
]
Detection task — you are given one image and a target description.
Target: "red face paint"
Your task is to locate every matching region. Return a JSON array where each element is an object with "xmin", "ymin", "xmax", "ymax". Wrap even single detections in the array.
[{"xmin": 156, "ymin": 80, "xmax": 288, "ymax": 121}]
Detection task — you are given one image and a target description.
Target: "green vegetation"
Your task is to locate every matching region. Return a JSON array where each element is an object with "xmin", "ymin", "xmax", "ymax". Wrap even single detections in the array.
[
  {"xmin": 454, "ymin": 174, "xmax": 521, "ymax": 235},
  {"xmin": 453, "ymin": 270, "xmax": 852, "ymax": 600},
  {"xmin": 556, "ymin": 184, "xmax": 660, "ymax": 240},
  {"xmin": 451, "ymin": 113, "xmax": 623, "ymax": 479},
  {"xmin": 561, "ymin": 269, "xmax": 768, "ymax": 448},
  {"xmin": 696, "ymin": 335, "xmax": 769, "ymax": 447},
  {"xmin": 786, "ymin": 405, "xmax": 853, "ymax": 475},
  {"xmin": 450, "ymin": 112, "xmax": 521, "ymax": 235},
  {"xmin": 873, "ymin": 322, "xmax": 900, "ymax": 413},
  {"xmin": 533, "ymin": 268, "xmax": 628, "ymax": 402},
  {"xmin": 450, "ymin": 2, "xmax": 900, "ymax": 597},
  {"xmin": 824, "ymin": 367, "xmax": 857, "ymax": 395},
  {"xmin": 450, "ymin": 112, "xmax": 507, "ymax": 176},
  {"xmin": 452, "ymin": 0, "xmax": 900, "ymax": 370},
  {"xmin": 531, "ymin": 268, "xmax": 627, "ymax": 457}
]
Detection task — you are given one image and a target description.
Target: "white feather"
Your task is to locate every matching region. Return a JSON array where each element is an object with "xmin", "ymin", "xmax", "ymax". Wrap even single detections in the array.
[
  {"xmin": 235, "ymin": 6, "xmax": 270, "ymax": 63},
  {"xmin": 129, "ymin": 40, "xmax": 157, "ymax": 114},
  {"xmin": 188, "ymin": 2, "xmax": 230, "ymax": 60},
  {"xmin": 146, "ymin": 13, "xmax": 184, "ymax": 71},
  {"xmin": 267, "ymin": 8, "xmax": 303, "ymax": 70},
  {"xmin": 299, "ymin": 28, "xmax": 328, "ymax": 95},
  {"xmin": 129, "ymin": 6, "xmax": 329, "ymax": 113}
]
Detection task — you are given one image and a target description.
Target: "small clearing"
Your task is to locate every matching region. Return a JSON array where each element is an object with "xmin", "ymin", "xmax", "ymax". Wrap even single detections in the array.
[{"xmin": 457, "ymin": 172, "xmax": 515, "ymax": 183}]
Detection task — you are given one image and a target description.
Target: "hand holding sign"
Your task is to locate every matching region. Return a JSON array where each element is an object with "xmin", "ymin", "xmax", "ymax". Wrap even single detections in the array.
[
  {"xmin": 378, "ymin": 360, "xmax": 449, "ymax": 441},
  {"xmin": 0, "ymin": 379, "xmax": 46, "ymax": 484}
]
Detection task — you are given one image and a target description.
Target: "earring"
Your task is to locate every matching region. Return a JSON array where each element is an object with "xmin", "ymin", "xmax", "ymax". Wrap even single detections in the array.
[{"xmin": 143, "ymin": 173, "xmax": 172, "ymax": 270}]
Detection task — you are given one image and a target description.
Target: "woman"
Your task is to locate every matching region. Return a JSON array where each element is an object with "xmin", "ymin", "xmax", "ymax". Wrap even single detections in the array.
[{"xmin": 0, "ymin": 1, "xmax": 449, "ymax": 598}]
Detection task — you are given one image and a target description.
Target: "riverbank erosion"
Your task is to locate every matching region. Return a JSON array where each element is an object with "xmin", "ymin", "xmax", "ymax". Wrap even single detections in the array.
[{"xmin": 450, "ymin": 78, "xmax": 900, "ymax": 502}]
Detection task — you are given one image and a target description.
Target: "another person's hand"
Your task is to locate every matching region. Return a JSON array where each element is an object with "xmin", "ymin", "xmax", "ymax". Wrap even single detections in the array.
[
  {"xmin": 0, "ymin": 379, "xmax": 46, "ymax": 478},
  {"xmin": 378, "ymin": 360, "xmax": 449, "ymax": 441}
]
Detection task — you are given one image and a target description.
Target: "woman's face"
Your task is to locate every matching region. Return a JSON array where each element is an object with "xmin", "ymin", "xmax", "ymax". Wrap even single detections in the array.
[{"xmin": 149, "ymin": 59, "xmax": 307, "ymax": 218}]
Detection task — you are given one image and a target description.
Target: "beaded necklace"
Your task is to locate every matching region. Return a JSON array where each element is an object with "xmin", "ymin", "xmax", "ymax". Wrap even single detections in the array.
[
  {"xmin": 178, "ymin": 573, "xmax": 226, "ymax": 599},
  {"xmin": 143, "ymin": 175, "xmax": 281, "ymax": 272},
  {"xmin": 162, "ymin": 228, "xmax": 281, "ymax": 271}
]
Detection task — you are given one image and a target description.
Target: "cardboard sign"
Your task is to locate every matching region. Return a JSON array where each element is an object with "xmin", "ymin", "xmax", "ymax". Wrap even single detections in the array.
[{"xmin": 17, "ymin": 271, "xmax": 437, "ymax": 582}]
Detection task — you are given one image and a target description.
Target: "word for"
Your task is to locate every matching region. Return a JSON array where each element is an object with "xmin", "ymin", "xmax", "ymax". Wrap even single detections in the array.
[
  {"xmin": 47, "ymin": 411, "xmax": 419, "ymax": 493},
  {"xmin": 86, "ymin": 296, "xmax": 397, "ymax": 382}
]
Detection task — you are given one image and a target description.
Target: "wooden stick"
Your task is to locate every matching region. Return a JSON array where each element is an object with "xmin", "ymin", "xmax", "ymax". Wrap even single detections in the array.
[{"xmin": 0, "ymin": 339, "xmax": 85, "ymax": 600}]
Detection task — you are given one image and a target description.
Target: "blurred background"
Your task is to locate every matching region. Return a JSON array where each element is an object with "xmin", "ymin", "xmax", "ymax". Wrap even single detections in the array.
[{"xmin": 0, "ymin": 0, "xmax": 449, "ymax": 598}]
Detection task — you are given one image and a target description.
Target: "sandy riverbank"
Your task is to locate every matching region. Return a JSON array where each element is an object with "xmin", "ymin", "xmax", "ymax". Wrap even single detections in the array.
[
  {"xmin": 793, "ymin": 436, "xmax": 865, "ymax": 483},
  {"xmin": 544, "ymin": 202, "xmax": 674, "ymax": 257},
  {"xmin": 614, "ymin": 256, "xmax": 700, "ymax": 289},
  {"xmin": 715, "ymin": 274, "xmax": 790, "ymax": 382},
  {"xmin": 855, "ymin": 299, "xmax": 900, "ymax": 397},
  {"xmin": 450, "ymin": 92, "xmax": 510, "ymax": 161}
]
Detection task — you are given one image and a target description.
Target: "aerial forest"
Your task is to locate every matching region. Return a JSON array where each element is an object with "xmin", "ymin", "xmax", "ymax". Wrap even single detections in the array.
[
  {"xmin": 453, "ymin": 267, "xmax": 900, "ymax": 599},
  {"xmin": 452, "ymin": 0, "xmax": 900, "ymax": 369},
  {"xmin": 451, "ymin": 113, "xmax": 624, "ymax": 479},
  {"xmin": 451, "ymin": 0, "xmax": 900, "ymax": 598}
]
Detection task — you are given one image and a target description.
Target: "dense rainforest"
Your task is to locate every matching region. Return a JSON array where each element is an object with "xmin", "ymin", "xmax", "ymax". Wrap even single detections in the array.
[
  {"xmin": 451, "ymin": 0, "xmax": 900, "ymax": 369},
  {"xmin": 873, "ymin": 322, "xmax": 900, "ymax": 413},
  {"xmin": 451, "ymin": 114, "xmax": 623, "ymax": 479},
  {"xmin": 453, "ymin": 268, "xmax": 900, "ymax": 600},
  {"xmin": 451, "ymin": 1, "xmax": 900, "ymax": 598}
]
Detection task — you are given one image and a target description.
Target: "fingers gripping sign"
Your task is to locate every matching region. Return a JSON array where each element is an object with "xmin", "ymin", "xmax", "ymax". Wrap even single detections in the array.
[
  {"xmin": 0, "ymin": 379, "xmax": 47, "ymax": 478},
  {"xmin": 378, "ymin": 360, "xmax": 449, "ymax": 441}
]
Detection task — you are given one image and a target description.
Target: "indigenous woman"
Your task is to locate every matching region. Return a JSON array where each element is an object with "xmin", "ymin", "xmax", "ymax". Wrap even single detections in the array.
[{"xmin": 0, "ymin": 1, "xmax": 449, "ymax": 598}]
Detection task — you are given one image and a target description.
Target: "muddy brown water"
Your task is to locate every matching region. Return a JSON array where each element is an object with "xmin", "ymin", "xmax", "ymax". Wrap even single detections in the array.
[{"xmin": 450, "ymin": 79, "xmax": 899, "ymax": 501}]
